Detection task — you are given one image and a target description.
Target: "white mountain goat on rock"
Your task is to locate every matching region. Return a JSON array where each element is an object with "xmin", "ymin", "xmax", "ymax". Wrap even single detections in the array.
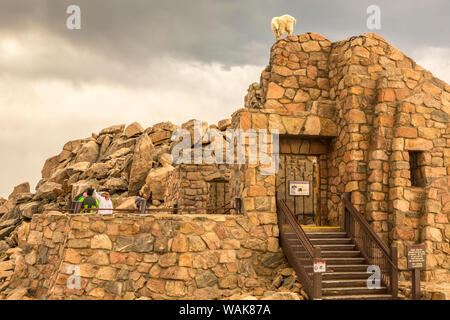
[{"xmin": 271, "ymin": 14, "xmax": 297, "ymax": 41}]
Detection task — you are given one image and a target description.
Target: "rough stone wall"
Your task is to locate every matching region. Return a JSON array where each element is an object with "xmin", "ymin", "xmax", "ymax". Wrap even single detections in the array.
[
  {"xmin": 239, "ymin": 32, "xmax": 449, "ymax": 281},
  {"xmin": 164, "ymin": 164, "xmax": 231, "ymax": 213},
  {"xmin": 8, "ymin": 212, "xmax": 280, "ymax": 300},
  {"xmin": 1, "ymin": 31, "xmax": 449, "ymax": 298}
]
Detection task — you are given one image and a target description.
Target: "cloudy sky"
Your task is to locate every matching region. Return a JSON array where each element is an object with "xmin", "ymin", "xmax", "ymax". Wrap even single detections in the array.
[{"xmin": 0, "ymin": 0, "xmax": 449, "ymax": 198}]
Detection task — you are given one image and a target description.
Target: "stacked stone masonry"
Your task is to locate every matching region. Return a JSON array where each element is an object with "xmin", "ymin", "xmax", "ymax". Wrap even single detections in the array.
[
  {"xmin": 8, "ymin": 211, "xmax": 281, "ymax": 300},
  {"xmin": 1, "ymin": 32, "xmax": 449, "ymax": 299},
  {"xmin": 236, "ymin": 32, "xmax": 449, "ymax": 282}
]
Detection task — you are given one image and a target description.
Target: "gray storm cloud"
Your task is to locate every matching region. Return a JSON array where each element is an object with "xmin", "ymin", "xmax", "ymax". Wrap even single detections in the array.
[{"xmin": 0, "ymin": 0, "xmax": 449, "ymax": 197}]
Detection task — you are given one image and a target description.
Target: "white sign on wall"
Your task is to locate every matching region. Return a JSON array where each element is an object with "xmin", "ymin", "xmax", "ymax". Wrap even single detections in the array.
[
  {"xmin": 289, "ymin": 181, "xmax": 310, "ymax": 196},
  {"xmin": 314, "ymin": 261, "xmax": 326, "ymax": 273}
]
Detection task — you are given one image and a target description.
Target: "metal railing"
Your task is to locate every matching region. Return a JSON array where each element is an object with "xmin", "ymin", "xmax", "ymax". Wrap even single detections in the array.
[
  {"xmin": 342, "ymin": 192, "xmax": 398, "ymax": 298},
  {"xmin": 55, "ymin": 198, "xmax": 243, "ymax": 215},
  {"xmin": 277, "ymin": 198, "xmax": 322, "ymax": 299}
]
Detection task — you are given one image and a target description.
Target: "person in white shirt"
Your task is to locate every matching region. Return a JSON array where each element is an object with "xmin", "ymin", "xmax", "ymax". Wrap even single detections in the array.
[{"xmin": 93, "ymin": 187, "xmax": 114, "ymax": 215}]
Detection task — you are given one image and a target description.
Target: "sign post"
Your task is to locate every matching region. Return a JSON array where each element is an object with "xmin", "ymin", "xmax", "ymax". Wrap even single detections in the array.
[{"xmin": 406, "ymin": 244, "xmax": 426, "ymax": 300}]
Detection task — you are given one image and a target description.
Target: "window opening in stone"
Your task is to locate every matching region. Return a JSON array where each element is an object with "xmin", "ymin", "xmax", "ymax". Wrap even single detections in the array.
[
  {"xmin": 206, "ymin": 180, "xmax": 231, "ymax": 213},
  {"xmin": 409, "ymin": 151, "xmax": 425, "ymax": 187}
]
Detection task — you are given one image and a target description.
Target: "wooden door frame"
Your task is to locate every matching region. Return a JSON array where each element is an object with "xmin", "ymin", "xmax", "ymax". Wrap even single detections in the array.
[{"xmin": 276, "ymin": 153, "xmax": 321, "ymax": 226}]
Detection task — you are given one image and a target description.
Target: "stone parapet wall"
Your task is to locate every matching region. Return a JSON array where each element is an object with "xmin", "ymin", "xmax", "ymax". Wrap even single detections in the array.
[
  {"xmin": 8, "ymin": 211, "xmax": 281, "ymax": 300},
  {"xmin": 164, "ymin": 164, "xmax": 231, "ymax": 213}
]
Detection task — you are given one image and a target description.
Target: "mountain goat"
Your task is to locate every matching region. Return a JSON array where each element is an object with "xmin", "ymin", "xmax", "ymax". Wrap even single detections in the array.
[{"xmin": 271, "ymin": 14, "xmax": 296, "ymax": 41}]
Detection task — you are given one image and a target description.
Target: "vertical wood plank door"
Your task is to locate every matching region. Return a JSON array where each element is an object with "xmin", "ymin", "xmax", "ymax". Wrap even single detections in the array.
[{"xmin": 276, "ymin": 154, "xmax": 319, "ymax": 225}]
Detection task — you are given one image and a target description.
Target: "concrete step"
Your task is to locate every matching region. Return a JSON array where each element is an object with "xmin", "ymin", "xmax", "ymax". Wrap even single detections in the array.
[
  {"xmin": 322, "ymin": 286, "xmax": 388, "ymax": 296},
  {"xmin": 299, "ymin": 258, "xmax": 366, "ymax": 266},
  {"xmin": 321, "ymin": 250, "xmax": 361, "ymax": 258},
  {"xmin": 305, "ymin": 232, "xmax": 348, "ymax": 239},
  {"xmin": 321, "ymin": 257, "xmax": 366, "ymax": 265},
  {"xmin": 322, "ymin": 272, "xmax": 371, "ymax": 280},
  {"xmin": 316, "ymin": 244, "xmax": 356, "ymax": 251},
  {"xmin": 310, "ymin": 238, "xmax": 353, "ymax": 245},
  {"xmin": 322, "ymin": 279, "xmax": 370, "ymax": 288},
  {"xmin": 305, "ymin": 264, "xmax": 370, "ymax": 272},
  {"xmin": 322, "ymin": 294, "xmax": 392, "ymax": 300}
]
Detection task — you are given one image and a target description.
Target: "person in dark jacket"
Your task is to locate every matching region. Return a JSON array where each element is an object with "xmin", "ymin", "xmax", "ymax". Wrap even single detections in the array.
[{"xmin": 82, "ymin": 188, "xmax": 99, "ymax": 214}]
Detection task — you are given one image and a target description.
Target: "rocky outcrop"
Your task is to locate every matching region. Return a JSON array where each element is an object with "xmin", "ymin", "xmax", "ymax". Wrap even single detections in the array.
[
  {"xmin": 0, "ymin": 118, "xmax": 236, "ymax": 295},
  {"xmin": 128, "ymin": 133, "xmax": 154, "ymax": 196}
]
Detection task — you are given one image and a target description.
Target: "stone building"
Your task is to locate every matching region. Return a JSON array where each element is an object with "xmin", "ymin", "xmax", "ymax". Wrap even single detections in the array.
[
  {"xmin": 1, "ymin": 32, "xmax": 449, "ymax": 300},
  {"xmin": 228, "ymin": 32, "xmax": 449, "ymax": 282}
]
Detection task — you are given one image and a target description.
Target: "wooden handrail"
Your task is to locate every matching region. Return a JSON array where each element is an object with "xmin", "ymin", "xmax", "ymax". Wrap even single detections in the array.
[
  {"xmin": 342, "ymin": 192, "xmax": 398, "ymax": 298},
  {"xmin": 278, "ymin": 199, "xmax": 316, "ymax": 257},
  {"xmin": 277, "ymin": 198, "xmax": 322, "ymax": 299},
  {"xmin": 342, "ymin": 194, "xmax": 397, "ymax": 270}
]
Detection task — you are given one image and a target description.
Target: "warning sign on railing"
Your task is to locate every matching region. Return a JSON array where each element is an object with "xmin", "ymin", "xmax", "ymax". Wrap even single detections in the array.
[{"xmin": 313, "ymin": 261, "xmax": 326, "ymax": 273}]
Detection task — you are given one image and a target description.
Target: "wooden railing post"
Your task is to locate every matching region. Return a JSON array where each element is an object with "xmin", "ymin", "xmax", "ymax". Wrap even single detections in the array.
[
  {"xmin": 235, "ymin": 197, "xmax": 242, "ymax": 215},
  {"xmin": 72, "ymin": 201, "xmax": 82, "ymax": 214},
  {"xmin": 343, "ymin": 192, "xmax": 350, "ymax": 233},
  {"xmin": 391, "ymin": 245, "xmax": 398, "ymax": 299},
  {"xmin": 313, "ymin": 247, "xmax": 322, "ymax": 300}
]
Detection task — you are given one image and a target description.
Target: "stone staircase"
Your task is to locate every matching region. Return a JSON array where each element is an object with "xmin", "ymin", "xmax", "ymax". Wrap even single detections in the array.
[{"xmin": 303, "ymin": 230, "xmax": 393, "ymax": 300}]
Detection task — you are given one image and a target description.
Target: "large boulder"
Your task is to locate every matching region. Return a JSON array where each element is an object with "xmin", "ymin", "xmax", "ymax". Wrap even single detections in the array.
[
  {"xmin": 181, "ymin": 119, "xmax": 209, "ymax": 146},
  {"xmin": 116, "ymin": 197, "xmax": 138, "ymax": 210},
  {"xmin": 124, "ymin": 122, "xmax": 144, "ymax": 138},
  {"xmin": 17, "ymin": 202, "xmax": 40, "ymax": 219},
  {"xmin": 159, "ymin": 153, "xmax": 173, "ymax": 167},
  {"xmin": 103, "ymin": 177, "xmax": 128, "ymax": 192},
  {"xmin": 86, "ymin": 162, "xmax": 113, "ymax": 179},
  {"xmin": 152, "ymin": 121, "xmax": 179, "ymax": 132},
  {"xmin": 74, "ymin": 140, "xmax": 99, "ymax": 163},
  {"xmin": 107, "ymin": 147, "xmax": 132, "ymax": 160},
  {"xmin": 63, "ymin": 139, "xmax": 84, "ymax": 154},
  {"xmin": 8, "ymin": 182, "xmax": 30, "ymax": 200},
  {"xmin": 49, "ymin": 168, "xmax": 70, "ymax": 184},
  {"xmin": 34, "ymin": 181, "xmax": 62, "ymax": 201},
  {"xmin": 6, "ymin": 287, "xmax": 28, "ymax": 300},
  {"xmin": 149, "ymin": 130, "xmax": 172, "ymax": 145},
  {"xmin": 13, "ymin": 193, "xmax": 33, "ymax": 205},
  {"xmin": 0, "ymin": 226, "xmax": 15, "ymax": 241},
  {"xmin": 0, "ymin": 200, "xmax": 14, "ymax": 217},
  {"xmin": 99, "ymin": 124, "xmax": 125, "ymax": 136},
  {"xmin": 57, "ymin": 149, "xmax": 73, "ymax": 163},
  {"xmin": 41, "ymin": 155, "xmax": 59, "ymax": 179},
  {"xmin": 128, "ymin": 134, "xmax": 154, "ymax": 196},
  {"xmin": 140, "ymin": 165, "xmax": 175, "ymax": 201},
  {"xmin": 99, "ymin": 135, "xmax": 112, "ymax": 158},
  {"xmin": 218, "ymin": 118, "xmax": 232, "ymax": 131},
  {"xmin": 68, "ymin": 161, "xmax": 91, "ymax": 173},
  {"xmin": 71, "ymin": 179, "xmax": 96, "ymax": 200}
]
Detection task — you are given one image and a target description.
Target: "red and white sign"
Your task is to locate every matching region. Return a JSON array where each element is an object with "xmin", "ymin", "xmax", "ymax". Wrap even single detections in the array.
[{"xmin": 313, "ymin": 261, "xmax": 326, "ymax": 273}]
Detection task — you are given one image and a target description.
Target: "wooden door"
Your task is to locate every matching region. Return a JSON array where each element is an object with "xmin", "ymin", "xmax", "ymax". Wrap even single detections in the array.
[{"xmin": 276, "ymin": 154, "xmax": 320, "ymax": 225}]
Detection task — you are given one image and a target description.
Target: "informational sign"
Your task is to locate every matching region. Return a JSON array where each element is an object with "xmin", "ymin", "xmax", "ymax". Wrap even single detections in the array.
[
  {"xmin": 313, "ymin": 261, "xmax": 326, "ymax": 273},
  {"xmin": 407, "ymin": 244, "xmax": 426, "ymax": 269},
  {"xmin": 289, "ymin": 181, "xmax": 310, "ymax": 196}
]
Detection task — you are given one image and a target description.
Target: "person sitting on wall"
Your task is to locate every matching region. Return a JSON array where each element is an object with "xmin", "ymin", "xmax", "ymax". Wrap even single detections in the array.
[
  {"xmin": 82, "ymin": 188, "xmax": 99, "ymax": 214},
  {"xmin": 135, "ymin": 191, "xmax": 152, "ymax": 213},
  {"xmin": 93, "ymin": 186, "xmax": 113, "ymax": 215}
]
